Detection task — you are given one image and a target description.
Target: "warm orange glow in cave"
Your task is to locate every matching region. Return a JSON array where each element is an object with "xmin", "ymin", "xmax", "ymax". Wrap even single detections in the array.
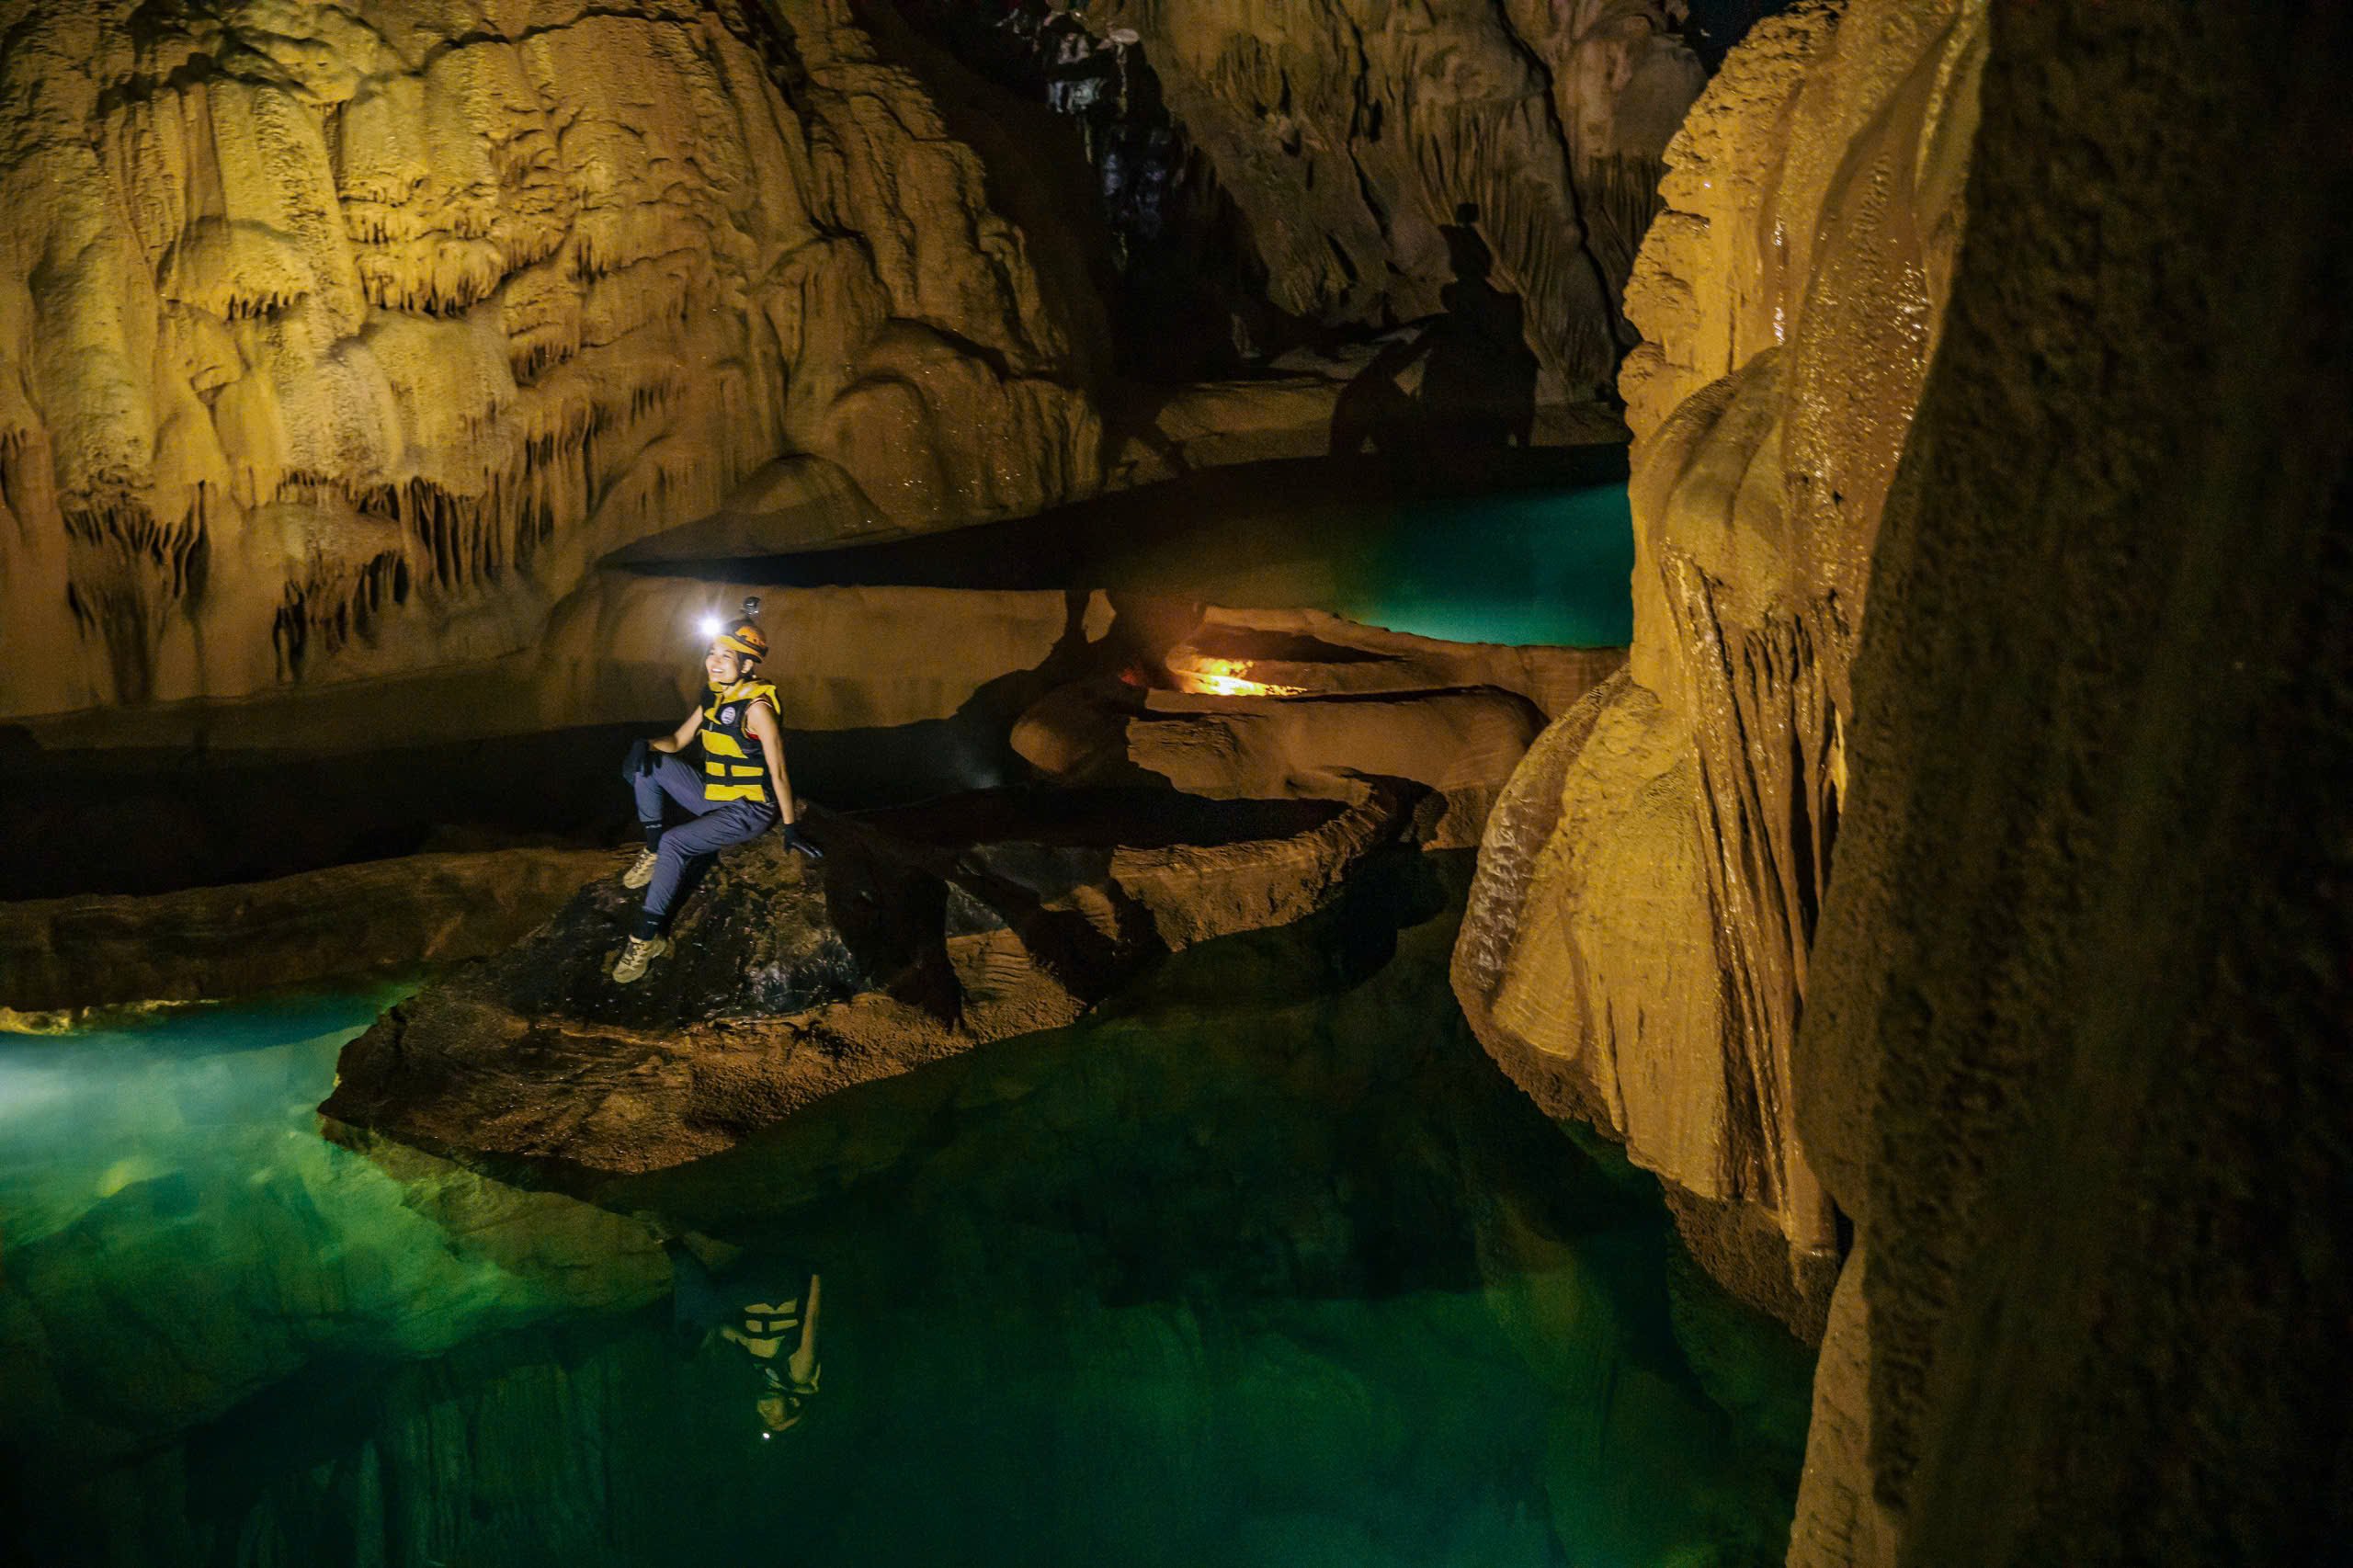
[{"xmin": 1167, "ymin": 657, "xmax": 1306, "ymax": 699}]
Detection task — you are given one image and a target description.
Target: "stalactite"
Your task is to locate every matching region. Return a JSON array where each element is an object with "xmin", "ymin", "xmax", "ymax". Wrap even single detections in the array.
[
  {"xmin": 56, "ymin": 489, "xmax": 210, "ymax": 704},
  {"xmin": 272, "ymin": 543, "xmax": 410, "ymax": 676},
  {"xmin": 0, "ymin": 0, "xmax": 1100, "ymax": 717}
]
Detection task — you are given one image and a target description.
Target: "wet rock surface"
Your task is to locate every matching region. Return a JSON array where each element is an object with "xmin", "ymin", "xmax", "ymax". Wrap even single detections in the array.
[{"xmin": 323, "ymin": 784, "xmax": 1420, "ymax": 1173}]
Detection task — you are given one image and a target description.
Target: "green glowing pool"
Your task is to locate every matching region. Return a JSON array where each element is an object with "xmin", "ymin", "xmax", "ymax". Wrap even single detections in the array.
[
  {"xmin": 1095, "ymin": 483, "xmax": 1638, "ymax": 648},
  {"xmin": 1329, "ymin": 483, "xmax": 1636, "ymax": 646},
  {"xmin": 720, "ymin": 456, "xmax": 1640, "ymax": 651},
  {"xmin": 0, "ymin": 858, "xmax": 1807, "ymax": 1566}
]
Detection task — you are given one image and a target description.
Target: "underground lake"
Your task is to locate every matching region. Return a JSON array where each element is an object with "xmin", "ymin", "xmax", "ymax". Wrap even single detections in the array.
[{"xmin": 0, "ymin": 855, "xmax": 1812, "ymax": 1568}]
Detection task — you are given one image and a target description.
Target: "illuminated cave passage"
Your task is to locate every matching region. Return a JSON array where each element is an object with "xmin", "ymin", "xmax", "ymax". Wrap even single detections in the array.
[
  {"xmin": 2, "ymin": 0, "xmax": 2347, "ymax": 1563},
  {"xmin": 3, "ymin": 449, "xmax": 1635, "ymax": 902}
]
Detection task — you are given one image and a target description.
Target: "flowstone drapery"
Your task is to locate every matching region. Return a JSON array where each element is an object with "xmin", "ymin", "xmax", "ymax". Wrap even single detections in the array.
[{"xmin": 0, "ymin": 0, "xmax": 1101, "ymax": 715}]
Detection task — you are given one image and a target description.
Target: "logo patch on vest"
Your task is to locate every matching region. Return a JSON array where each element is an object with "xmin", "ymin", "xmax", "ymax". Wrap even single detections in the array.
[{"xmin": 720, "ymin": 705, "xmax": 738, "ymax": 724}]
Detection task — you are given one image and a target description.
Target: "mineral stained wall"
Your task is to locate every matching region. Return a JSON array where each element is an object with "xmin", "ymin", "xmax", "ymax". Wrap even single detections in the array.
[
  {"xmin": 0, "ymin": 0, "xmax": 1708, "ymax": 727},
  {"xmin": 1451, "ymin": 0, "xmax": 1985, "ymax": 1335},
  {"xmin": 0, "ymin": 0, "xmax": 1101, "ymax": 718},
  {"xmin": 1082, "ymin": 0, "xmax": 1707, "ymax": 397},
  {"xmin": 1785, "ymin": 0, "xmax": 2353, "ymax": 1561}
]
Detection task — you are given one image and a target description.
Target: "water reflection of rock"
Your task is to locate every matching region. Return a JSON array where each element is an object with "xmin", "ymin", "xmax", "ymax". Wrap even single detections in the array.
[
  {"xmin": 6, "ymin": 853, "xmax": 1813, "ymax": 1567},
  {"xmin": 0, "ymin": 1119, "xmax": 665, "ymax": 1464}
]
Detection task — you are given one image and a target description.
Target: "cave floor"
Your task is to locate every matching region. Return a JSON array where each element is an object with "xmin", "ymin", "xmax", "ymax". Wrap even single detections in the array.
[{"xmin": 0, "ymin": 856, "xmax": 1811, "ymax": 1568}]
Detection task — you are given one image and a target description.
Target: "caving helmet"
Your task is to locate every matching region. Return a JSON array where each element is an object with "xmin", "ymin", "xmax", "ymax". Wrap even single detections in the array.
[{"xmin": 706, "ymin": 596, "xmax": 767, "ymax": 667}]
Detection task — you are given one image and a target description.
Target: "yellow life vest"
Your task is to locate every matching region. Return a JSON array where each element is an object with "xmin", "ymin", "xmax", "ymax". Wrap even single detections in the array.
[{"xmin": 699, "ymin": 679, "xmax": 779, "ymax": 804}]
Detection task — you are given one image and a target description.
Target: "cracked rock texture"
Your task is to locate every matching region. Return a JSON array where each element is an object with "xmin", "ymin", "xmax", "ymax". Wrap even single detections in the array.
[
  {"xmin": 1080, "ymin": 0, "xmax": 1706, "ymax": 398},
  {"xmin": 1451, "ymin": 0, "xmax": 1985, "ymax": 1337},
  {"xmin": 0, "ymin": 0, "xmax": 1100, "ymax": 718}
]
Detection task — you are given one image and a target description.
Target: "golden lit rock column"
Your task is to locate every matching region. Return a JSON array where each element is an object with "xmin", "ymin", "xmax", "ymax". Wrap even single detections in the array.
[{"xmin": 1451, "ymin": 0, "xmax": 1986, "ymax": 1337}]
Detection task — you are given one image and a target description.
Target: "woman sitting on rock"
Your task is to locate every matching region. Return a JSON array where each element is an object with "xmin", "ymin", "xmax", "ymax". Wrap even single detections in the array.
[{"xmin": 615, "ymin": 608, "xmax": 821, "ymax": 983}]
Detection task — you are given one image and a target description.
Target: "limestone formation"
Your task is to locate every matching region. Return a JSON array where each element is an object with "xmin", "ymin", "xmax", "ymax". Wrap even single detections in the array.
[
  {"xmin": 1782, "ymin": 0, "xmax": 2353, "ymax": 1560},
  {"xmin": 0, "ymin": 846, "xmax": 619, "ymax": 1013},
  {"xmin": 0, "ymin": 0, "xmax": 1100, "ymax": 719},
  {"xmin": 18, "ymin": 577, "xmax": 1612, "ymax": 773},
  {"xmin": 6, "ymin": 584, "xmax": 1611, "ymax": 905},
  {"xmin": 527, "ymin": 573, "xmax": 1099, "ymax": 739},
  {"xmin": 1451, "ymin": 0, "xmax": 1986, "ymax": 1335},
  {"xmin": 1162, "ymin": 606, "xmax": 1624, "ymax": 719},
  {"xmin": 1079, "ymin": 0, "xmax": 1706, "ymax": 397},
  {"xmin": 1016, "ymin": 612, "xmax": 1623, "ymax": 847},
  {"xmin": 16, "ymin": 574, "xmax": 1095, "ymax": 756},
  {"xmin": 1122, "ymin": 687, "xmax": 1544, "ymax": 848},
  {"xmin": 323, "ymin": 782, "xmax": 1425, "ymax": 1172}
]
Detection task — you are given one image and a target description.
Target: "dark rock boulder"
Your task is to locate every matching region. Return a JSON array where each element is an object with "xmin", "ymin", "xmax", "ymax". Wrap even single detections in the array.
[{"xmin": 324, "ymin": 784, "xmax": 1421, "ymax": 1173}]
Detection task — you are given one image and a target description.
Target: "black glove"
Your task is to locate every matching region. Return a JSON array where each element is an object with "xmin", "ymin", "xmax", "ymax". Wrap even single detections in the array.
[
  {"xmin": 622, "ymin": 738, "xmax": 658, "ymax": 781},
  {"xmin": 780, "ymin": 823, "xmax": 824, "ymax": 862}
]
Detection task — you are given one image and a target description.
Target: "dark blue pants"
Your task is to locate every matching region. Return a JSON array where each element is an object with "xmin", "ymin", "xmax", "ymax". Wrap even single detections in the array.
[{"xmin": 632, "ymin": 755, "xmax": 776, "ymax": 935}]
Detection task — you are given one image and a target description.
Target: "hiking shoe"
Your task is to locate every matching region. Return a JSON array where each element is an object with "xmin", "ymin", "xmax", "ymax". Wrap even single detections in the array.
[
  {"xmin": 613, "ymin": 934, "xmax": 670, "ymax": 984},
  {"xmin": 621, "ymin": 848, "xmax": 659, "ymax": 889}
]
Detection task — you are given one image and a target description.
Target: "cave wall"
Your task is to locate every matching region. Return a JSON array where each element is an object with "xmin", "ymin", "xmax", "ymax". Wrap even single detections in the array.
[
  {"xmin": 0, "ymin": 0, "xmax": 1723, "ymax": 728},
  {"xmin": 0, "ymin": 0, "xmax": 1102, "ymax": 719},
  {"xmin": 1785, "ymin": 0, "xmax": 2353, "ymax": 1562},
  {"xmin": 1451, "ymin": 0, "xmax": 1984, "ymax": 1335},
  {"xmin": 1074, "ymin": 0, "xmax": 1709, "ymax": 396}
]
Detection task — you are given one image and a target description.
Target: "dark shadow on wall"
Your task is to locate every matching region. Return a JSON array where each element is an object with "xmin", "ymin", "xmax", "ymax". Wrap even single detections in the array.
[
  {"xmin": 1329, "ymin": 206, "xmax": 1541, "ymax": 470},
  {"xmin": 0, "ymin": 722, "xmax": 652, "ymax": 901},
  {"xmin": 877, "ymin": 0, "xmax": 1299, "ymax": 383}
]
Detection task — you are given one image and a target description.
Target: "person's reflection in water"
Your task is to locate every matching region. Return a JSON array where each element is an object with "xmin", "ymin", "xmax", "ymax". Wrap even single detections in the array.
[{"xmin": 665, "ymin": 1235, "xmax": 823, "ymax": 1437}]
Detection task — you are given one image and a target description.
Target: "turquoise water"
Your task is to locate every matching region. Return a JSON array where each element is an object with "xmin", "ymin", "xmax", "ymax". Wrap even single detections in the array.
[
  {"xmin": 1097, "ymin": 483, "xmax": 1640, "ymax": 647},
  {"xmin": 1068, "ymin": 480, "xmax": 1637, "ymax": 644},
  {"xmin": 1330, "ymin": 485, "xmax": 1637, "ymax": 646},
  {"xmin": 750, "ymin": 468, "xmax": 1640, "ymax": 650},
  {"xmin": 0, "ymin": 859, "xmax": 1808, "ymax": 1566}
]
